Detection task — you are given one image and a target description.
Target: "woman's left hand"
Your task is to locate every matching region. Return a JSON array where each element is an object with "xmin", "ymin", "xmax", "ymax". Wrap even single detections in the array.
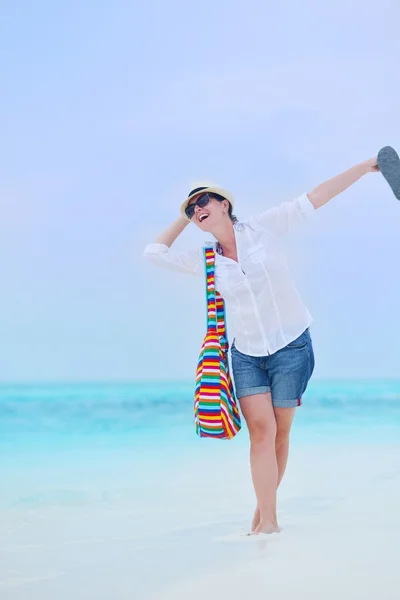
[{"xmin": 363, "ymin": 156, "xmax": 380, "ymax": 173}]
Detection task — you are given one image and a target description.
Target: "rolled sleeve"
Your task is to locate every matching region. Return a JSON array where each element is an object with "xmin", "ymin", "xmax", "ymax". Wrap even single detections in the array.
[
  {"xmin": 247, "ymin": 193, "xmax": 316, "ymax": 236},
  {"xmin": 143, "ymin": 242, "xmax": 203, "ymax": 276}
]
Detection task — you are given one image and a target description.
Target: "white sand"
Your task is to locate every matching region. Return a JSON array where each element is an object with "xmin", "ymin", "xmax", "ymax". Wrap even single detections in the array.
[{"xmin": 1, "ymin": 443, "xmax": 400, "ymax": 600}]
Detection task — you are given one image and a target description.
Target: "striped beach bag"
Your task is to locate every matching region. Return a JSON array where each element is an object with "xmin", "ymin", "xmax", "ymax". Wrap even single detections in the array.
[{"xmin": 194, "ymin": 244, "xmax": 242, "ymax": 439}]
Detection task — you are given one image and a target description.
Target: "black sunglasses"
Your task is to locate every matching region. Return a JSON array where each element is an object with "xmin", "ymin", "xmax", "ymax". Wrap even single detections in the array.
[{"xmin": 185, "ymin": 193, "xmax": 224, "ymax": 219}]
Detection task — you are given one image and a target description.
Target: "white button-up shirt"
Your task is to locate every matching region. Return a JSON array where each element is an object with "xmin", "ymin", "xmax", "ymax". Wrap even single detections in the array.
[{"xmin": 144, "ymin": 193, "xmax": 316, "ymax": 356}]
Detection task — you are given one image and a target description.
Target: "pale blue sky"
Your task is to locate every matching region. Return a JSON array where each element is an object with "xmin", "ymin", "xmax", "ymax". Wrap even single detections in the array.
[{"xmin": 1, "ymin": 0, "xmax": 399, "ymax": 382}]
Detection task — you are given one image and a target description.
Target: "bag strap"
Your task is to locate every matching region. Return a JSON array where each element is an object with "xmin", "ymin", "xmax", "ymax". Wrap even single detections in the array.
[{"xmin": 203, "ymin": 244, "xmax": 229, "ymax": 351}]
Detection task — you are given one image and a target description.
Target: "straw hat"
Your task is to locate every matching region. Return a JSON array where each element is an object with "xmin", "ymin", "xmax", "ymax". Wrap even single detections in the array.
[{"xmin": 180, "ymin": 182, "xmax": 235, "ymax": 219}]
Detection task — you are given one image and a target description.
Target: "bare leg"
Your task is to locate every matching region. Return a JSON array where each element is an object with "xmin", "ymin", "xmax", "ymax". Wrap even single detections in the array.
[
  {"xmin": 239, "ymin": 392, "xmax": 280, "ymax": 535},
  {"xmin": 251, "ymin": 406, "xmax": 296, "ymax": 531},
  {"xmin": 274, "ymin": 407, "xmax": 296, "ymax": 487}
]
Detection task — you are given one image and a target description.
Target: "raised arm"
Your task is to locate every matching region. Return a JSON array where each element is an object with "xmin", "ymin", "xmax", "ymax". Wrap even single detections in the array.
[
  {"xmin": 143, "ymin": 216, "xmax": 203, "ymax": 276},
  {"xmin": 248, "ymin": 156, "xmax": 379, "ymax": 237},
  {"xmin": 154, "ymin": 216, "xmax": 189, "ymax": 246},
  {"xmin": 307, "ymin": 156, "xmax": 379, "ymax": 209}
]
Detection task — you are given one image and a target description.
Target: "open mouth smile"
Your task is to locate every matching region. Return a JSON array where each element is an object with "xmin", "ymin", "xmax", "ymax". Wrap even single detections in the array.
[{"xmin": 198, "ymin": 213, "xmax": 209, "ymax": 222}]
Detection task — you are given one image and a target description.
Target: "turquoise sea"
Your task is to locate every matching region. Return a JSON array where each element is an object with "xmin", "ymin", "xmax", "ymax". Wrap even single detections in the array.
[
  {"xmin": 1, "ymin": 378, "xmax": 400, "ymax": 507},
  {"xmin": 2, "ymin": 379, "xmax": 400, "ymax": 453}
]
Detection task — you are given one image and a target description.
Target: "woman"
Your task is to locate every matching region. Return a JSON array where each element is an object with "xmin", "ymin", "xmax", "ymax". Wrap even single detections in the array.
[{"xmin": 143, "ymin": 157, "xmax": 379, "ymax": 535}]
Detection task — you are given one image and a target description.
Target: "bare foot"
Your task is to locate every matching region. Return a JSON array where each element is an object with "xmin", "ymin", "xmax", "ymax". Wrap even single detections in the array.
[
  {"xmin": 251, "ymin": 520, "xmax": 280, "ymax": 535},
  {"xmin": 251, "ymin": 507, "xmax": 260, "ymax": 532}
]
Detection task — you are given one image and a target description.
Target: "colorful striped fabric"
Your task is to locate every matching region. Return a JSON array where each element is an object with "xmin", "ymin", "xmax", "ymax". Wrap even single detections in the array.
[{"xmin": 194, "ymin": 245, "xmax": 242, "ymax": 440}]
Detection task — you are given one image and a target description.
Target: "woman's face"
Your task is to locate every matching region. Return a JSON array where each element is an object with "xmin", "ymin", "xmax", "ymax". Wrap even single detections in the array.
[{"xmin": 187, "ymin": 194, "xmax": 230, "ymax": 232}]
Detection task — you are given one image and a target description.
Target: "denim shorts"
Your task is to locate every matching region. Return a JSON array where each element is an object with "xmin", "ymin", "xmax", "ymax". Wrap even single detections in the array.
[{"xmin": 230, "ymin": 329, "xmax": 315, "ymax": 408}]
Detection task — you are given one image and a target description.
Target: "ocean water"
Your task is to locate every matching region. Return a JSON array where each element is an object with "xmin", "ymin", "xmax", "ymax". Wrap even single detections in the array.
[
  {"xmin": 1, "ymin": 380, "xmax": 400, "ymax": 598},
  {"xmin": 1, "ymin": 379, "xmax": 400, "ymax": 455},
  {"xmin": 0, "ymin": 379, "xmax": 398, "ymax": 514},
  {"xmin": 1, "ymin": 379, "xmax": 400, "ymax": 508}
]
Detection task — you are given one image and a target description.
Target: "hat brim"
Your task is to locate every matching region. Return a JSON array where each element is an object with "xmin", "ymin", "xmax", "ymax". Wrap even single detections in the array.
[{"xmin": 180, "ymin": 186, "xmax": 235, "ymax": 219}]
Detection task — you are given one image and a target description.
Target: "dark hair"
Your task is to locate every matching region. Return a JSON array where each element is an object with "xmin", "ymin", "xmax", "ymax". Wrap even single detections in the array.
[{"xmin": 210, "ymin": 193, "xmax": 238, "ymax": 224}]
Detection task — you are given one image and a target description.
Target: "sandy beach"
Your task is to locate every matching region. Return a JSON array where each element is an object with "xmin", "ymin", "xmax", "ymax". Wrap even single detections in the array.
[
  {"xmin": 155, "ymin": 445, "xmax": 400, "ymax": 600},
  {"xmin": 1, "ymin": 439, "xmax": 400, "ymax": 600}
]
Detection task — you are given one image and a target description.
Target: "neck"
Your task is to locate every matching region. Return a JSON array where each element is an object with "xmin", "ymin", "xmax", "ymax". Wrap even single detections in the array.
[{"xmin": 212, "ymin": 221, "xmax": 236, "ymax": 251}]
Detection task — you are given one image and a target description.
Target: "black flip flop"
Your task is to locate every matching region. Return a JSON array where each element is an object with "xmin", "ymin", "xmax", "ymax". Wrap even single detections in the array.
[{"xmin": 377, "ymin": 146, "xmax": 400, "ymax": 200}]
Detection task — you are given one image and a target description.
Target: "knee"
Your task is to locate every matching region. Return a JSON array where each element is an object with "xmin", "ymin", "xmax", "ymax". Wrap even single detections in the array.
[
  {"xmin": 275, "ymin": 429, "xmax": 290, "ymax": 449},
  {"xmin": 248, "ymin": 419, "xmax": 277, "ymax": 445}
]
